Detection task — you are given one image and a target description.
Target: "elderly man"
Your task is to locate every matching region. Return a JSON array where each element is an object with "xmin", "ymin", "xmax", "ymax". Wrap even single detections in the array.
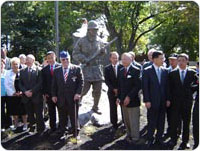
[
  {"xmin": 128, "ymin": 51, "xmax": 142, "ymax": 70},
  {"xmin": 73, "ymin": 20, "xmax": 106, "ymax": 114},
  {"xmin": 116, "ymin": 53, "xmax": 141, "ymax": 144},
  {"xmin": 19, "ymin": 54, "xmax": 27, "ymax": 69},
  {"xmin": 19, "ymin": 54, "xmax": 45, "ymax": 136},
  {"xmin": 104, "ymin": 51, "xmax": 123, "ymax": 132},
  {"xmin": 143, "ymin": 49, "xmax": 156, "ymax": 69},
  {"xmin": 52, "ymin": 51, "xmax": 83, "ymax": 138},
  {"xmin": 164, "ymin": 53, "xmax": 178, "ymax": 139}
]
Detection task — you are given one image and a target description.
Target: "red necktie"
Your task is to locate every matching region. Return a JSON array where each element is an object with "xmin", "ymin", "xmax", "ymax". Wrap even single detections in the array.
[
  {"xmin": 50, "ymin": 65, "xmax": 54, "ymax": 76},
  {"xmin": 124, "ymin": 68, "xmax": 127, "ymax": 77}
]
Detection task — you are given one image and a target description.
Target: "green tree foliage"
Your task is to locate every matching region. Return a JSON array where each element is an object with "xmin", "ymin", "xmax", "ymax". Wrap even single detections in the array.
[
  {"xmin": 1, "ymin": 1, "xmax": 199, "ymax": 62},
  {"xmin": 149, "ymin": 1, "xmax": 199, "ymax": 60}
]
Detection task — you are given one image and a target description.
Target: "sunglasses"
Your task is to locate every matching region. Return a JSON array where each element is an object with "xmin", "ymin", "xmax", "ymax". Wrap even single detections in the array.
[{"xmin": 61, "ymin": 58, "xmax": 69, "ymax": 61}]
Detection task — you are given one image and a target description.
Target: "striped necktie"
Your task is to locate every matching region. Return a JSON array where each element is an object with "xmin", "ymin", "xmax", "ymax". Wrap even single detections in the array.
[{"xmin": 64, "ymin": 68, "xmax": 68, "ymax": 82}]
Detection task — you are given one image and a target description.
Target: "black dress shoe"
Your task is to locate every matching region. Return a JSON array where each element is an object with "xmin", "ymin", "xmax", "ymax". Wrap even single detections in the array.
[
  {"xmin": 145, "ymin": 140, "xmax": 154, "ymax": 148},
  {"xmin": 48, "ymin": 128, "xmax": 56, "ymax": 134},
  {"xmin": 178, "ymin": 142, "xmax": 190, "ymax": 150},
  {"xmin": 163, "ymin": 133, "xmax": 170, "ymax": 140},
  {"xmin": 29, "ymin": 126, "xmax": 35, "ymax": 135},
  {"xmin": 154, "ymin": 139, "xmax": 165, "ymax": 146},
  {"xmin": 167, "ymin": 139, "xmax": 177, "ymax": 147}
]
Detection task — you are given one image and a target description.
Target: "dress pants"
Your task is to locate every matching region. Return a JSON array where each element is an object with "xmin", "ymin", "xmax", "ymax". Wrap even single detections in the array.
[
  {"xmin": 170, "ymin": 100, "xmax": 192, "ymax": 143},
  {"xmin": 122, "ymin": 106, "xmax": 140, "ymax": 140},
  {"xmin": 147, "ymin": 106, "xmax": 165, "ymax": 141},
  {"xmin": 57, "ymin": 99, "xmax": 79, "ymax": 136},
  {"xmin": 46, "ymin": 96, "xmax": 57, "ymax": 130},
  {"xmin": 108, "ymin": 91, "xmax": 118, "ymax": 129},
  {"xmin": 193, "ymin": 100, "xmax": 199, "ymax": 147},
  {"xmin": 24, "ymin": 99, "xmax": 45, "ymax": 132}
]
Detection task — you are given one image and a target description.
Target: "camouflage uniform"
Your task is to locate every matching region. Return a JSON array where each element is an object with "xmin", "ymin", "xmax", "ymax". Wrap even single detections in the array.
[{"xmin": 73, "ymin": 20, "xmax": 106, "ymax": 113}]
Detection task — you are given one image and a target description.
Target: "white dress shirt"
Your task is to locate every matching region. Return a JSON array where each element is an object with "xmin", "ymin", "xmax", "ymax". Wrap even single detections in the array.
[
  {"xmin": 112, "ymin": 63, "xmax": 119, "ymax": 77},
  {"xmin": 5, "ymin": 69, "xmax": 18, "ymax": 96},
  {"xmin": 179, "ymin": 67, "xmax": 187, "ymax": 81},
  {"xmin": 62, "ymin": 64, "xmax": 71, "ymax": 80}
]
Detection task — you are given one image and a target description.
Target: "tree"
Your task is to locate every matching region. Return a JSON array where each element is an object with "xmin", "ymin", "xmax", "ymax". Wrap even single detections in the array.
[
  {"xmin": 149, "ymin": 1, "xmax": 199, "ymax": 60},
  {"xmin": 1, "ymin": 1, "xmax": 199, "ymax": 61}
]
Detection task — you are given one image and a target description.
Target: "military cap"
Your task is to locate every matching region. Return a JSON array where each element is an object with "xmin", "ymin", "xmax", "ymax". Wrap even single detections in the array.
[
  {"xmin": 88, "ymin": 20, "xmax": 99, "ymax": 29},
  {"xmin": 169, "ymin": 53, "xmax": 178, "ymax": 59},
  {"xmin": 60, "ymin": 50, "xmax": 70, "ymax": 58}
]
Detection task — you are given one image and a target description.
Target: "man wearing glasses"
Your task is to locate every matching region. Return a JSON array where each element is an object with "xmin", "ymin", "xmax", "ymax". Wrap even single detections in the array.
[{"xmin": 52, "ymin": 51, "xmax": 83, "ymax": 139}]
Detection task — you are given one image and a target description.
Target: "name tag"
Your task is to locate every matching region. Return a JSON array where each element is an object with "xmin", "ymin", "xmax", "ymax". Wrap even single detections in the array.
[
  {"xmin": 127, "ymin": 75, "xmax": 132, "ymax": 78},
  {"xmin": 72, "ymin": 76, "xmax": 77, "ymax": 82}
]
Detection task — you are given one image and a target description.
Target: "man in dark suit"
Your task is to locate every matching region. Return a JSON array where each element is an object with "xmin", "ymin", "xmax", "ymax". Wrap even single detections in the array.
[
  {"xmin": 142, "ymin": 51, "xmax": 170, "ymax": 147},
  {"xmin": 19, "ymin": 54, "xmax": 45, "ymax": 136},
  {"xmin": 52, "ymin": 51, "xmax": 83, "ymax": 138},
  {"xmin": 116, "ymin": 53, "xmax": 141, "ymax": 144},
  {"xmin": 104, "ymin": 51, "xmax": 123, "ymax": 131},
  {"xmin": 142, "ymin": 49, "xmax": 156, "ymax": 70},
  {"xmin": 42, "ymin": 51, "xmax": 60, "ymax": 133},
  {"xmin": 164, "ymin": 53, "xmax": 179, "ymax": 139},
  {"xmin": 128, "ymin": 51, "xmax": 142, "ymax": 69},
  {"xmin": 192, "ymin": 68, "xmax": 198, "ymax": 150},
  {"xmin": 168, "ymin": 53, "xmax": 198, "ymax": 150}
]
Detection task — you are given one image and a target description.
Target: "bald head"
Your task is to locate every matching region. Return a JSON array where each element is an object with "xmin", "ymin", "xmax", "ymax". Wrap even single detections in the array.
[
  {"xmin": 121, "ymin": 53, "xmax": 132, "ymax": 67},
  {"xmin": 26, "ymin": 54, "xmax": 35, "ymax": 67},
  {"xmin": 148, "ymin": 49, "xmax": 156, "ymax": 61}
]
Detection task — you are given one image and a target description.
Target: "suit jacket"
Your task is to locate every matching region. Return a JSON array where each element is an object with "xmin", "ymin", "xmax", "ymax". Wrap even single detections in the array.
[
  {"xmin": 117, "ymin": 64, "xmax": 141, "ymax": 108},
  {"xmin": 104, "ymin": 63, "xmax": 123, "ymax": 93},
  {"xmin": 19, "ymin": 66, "xmax": 43, "ymax": 104},
  {"xmin": 142, "ymin": 61, "xmax": 153, "ymax": 70},
  {"xmin": 169, "ymin": 68, "xmax": 197, "ymax": 103},
  {"xmin": 51, "ymin": 64, "xmax": 83, "ymax": 108},
  {"xmin": 132, "ymin": 61, "xmax": 142, "ymax": 70},
  {"xmin": 142, "ymin": 65, "xmax": 169, "ymax": 109},
  {"xmin": 42, "ymin": 63, "xmax": 60, "ymax": 95}
]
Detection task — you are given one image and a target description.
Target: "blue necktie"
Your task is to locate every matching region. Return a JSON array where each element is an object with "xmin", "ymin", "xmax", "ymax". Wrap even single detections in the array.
[
  {"xmin": 157, "ymin": 68, "xmax": 161, "ymax": 84},
  {"xmin": 181, "ymin": 70, "xmax": 185, "ymax": 84}
]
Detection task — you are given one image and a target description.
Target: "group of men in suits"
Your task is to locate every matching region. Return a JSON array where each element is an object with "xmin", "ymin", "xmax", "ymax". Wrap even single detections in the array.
[
  {"xmin": 104, "ymin": 50, "xmax": 198, "ymax": 149},
  {"xmin": 4, "ymin": 47, "xmax": 198, "ymax": 149},
  {"xmin": 17, "ymin": 51, "xmax": 83, "ymax": 139}
]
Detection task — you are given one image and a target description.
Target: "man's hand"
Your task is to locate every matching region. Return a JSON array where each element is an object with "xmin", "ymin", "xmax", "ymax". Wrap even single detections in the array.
[
  {"xmin": 24, "ymin": 90, "xmax": 32, "ymax": 97},
  {"xmin": 166, "ymin": 100, "xmax": 170, "ymax": 107},
  {"xmin": 14, "ymin": 92, "xmax": 22, "ymax": 96},
  {"xmin": 145, "ymin": 102, "xmax": 151, "ymax": 109},
  {"xmin": 74, "ymin": 94, "xmax": 81, "ymax": 101},
  {"xmin": 116, "ymin": 98, "xmax": 120, "ymax": 106},
  {"xmin": 124, "ymin": 96, "xmax": 130, "ymax": 106},
  {"xmin": 52, "ymin": 97, "xmax": 58, "ymax": 104},
  {"xmin": 113, "ymin": 89, "xmax": 118, "ymax": 96}
]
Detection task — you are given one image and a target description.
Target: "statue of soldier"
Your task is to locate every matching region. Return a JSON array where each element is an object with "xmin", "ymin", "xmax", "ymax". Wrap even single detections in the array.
[{"xmin": 73, "ymin": 20, "xmax": 107, "ymax": 115}]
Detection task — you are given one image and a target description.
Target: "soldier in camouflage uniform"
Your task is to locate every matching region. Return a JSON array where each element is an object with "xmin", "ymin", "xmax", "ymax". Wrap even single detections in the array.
[{"xmin": 73, "ymin": 20, "xmax": 106, "ymax": 114}]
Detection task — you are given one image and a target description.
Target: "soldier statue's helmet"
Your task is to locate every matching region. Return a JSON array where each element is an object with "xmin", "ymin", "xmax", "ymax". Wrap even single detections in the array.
[
  {"xmin": 60, "ymin": 50, "xmax": 70, "ymax": 59},
  {"xmin": 87, "ymin": 20, "xmax": 99, "ymax": 29}
]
